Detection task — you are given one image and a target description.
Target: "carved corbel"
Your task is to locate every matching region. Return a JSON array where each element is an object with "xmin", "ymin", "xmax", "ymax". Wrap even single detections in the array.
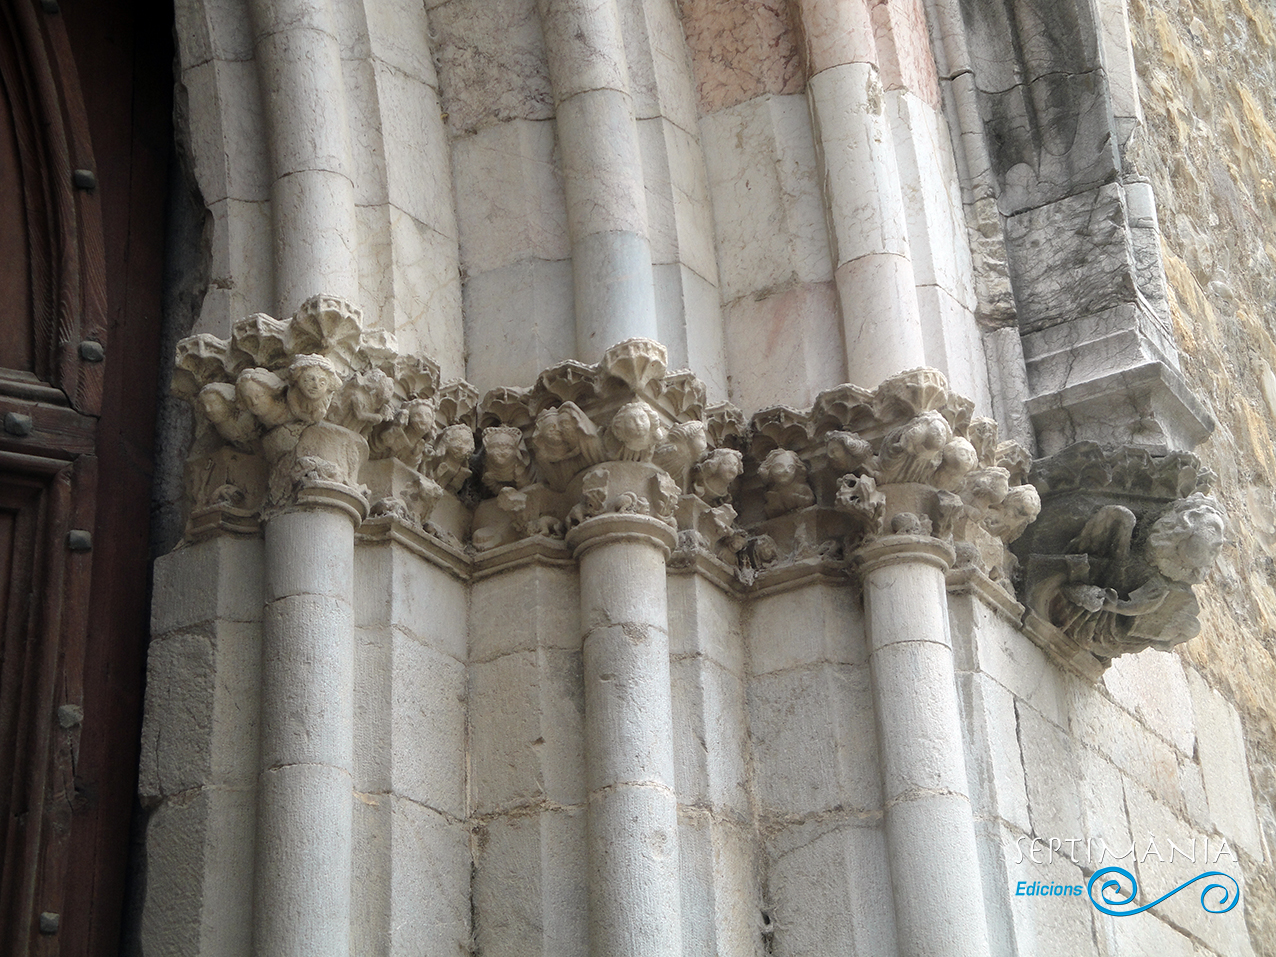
[
  {"xmin": 531, "ymin": 401, "xmax": 605, "ymax": 490},
  {"xmin": 653, "ymin": 421, "xmax": 708, "ymax": 493},
  {"xmin": 1013, "ymin": 444, "xmax": 1227, "ymax": 666}
]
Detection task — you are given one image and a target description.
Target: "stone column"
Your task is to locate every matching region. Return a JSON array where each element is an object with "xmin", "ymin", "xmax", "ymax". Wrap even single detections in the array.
[
  {"xmin": 255, "ymin": 422, "xmax": 368, "ymax": 957},
  {"xmin": 249, "ymin": 0, "xmax": 359, "ymax": 311},
  {"xmin": 794, "ymin": 0, "xmax": 925, "ymax": 385},
  {"xmin": 857, "ymin": 533, "xmax": 992, "ymax": 957},
  {"xmin": 567, "ymin": 511, "xmax": 683, "ymax": 957},
  {"xmin": 538, "ymin": 0, "xmax": 659, "ymax": 357}
]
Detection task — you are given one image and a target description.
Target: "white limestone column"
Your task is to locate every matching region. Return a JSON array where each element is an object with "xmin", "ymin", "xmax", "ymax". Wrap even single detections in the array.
[
  {"xmin": 857, "ymin": 535, "xmax": 992, "ymax": 957},
  {"xmin": 567, "ymin": 513, "xmax": 683, "ymax": 957},
  {"xmin": 249, "ymin": 0, "xmax": 359, "ymax": 311},
  {"xmin": 255, "ymin": 435, "xmax": 366, "ymax": 957},
  {"xmin": 795, "ymin": 0, "xmax": 926, "ymax": 385},
  {"xmin": 538, "ymin": 0, "xmax": 659, "ymax": 358}
]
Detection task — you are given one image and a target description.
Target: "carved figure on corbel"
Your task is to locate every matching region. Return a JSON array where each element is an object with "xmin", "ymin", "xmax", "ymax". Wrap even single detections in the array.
[
  {"xmin": 1015, "ymin": 443, "xmax": 1226, "ymax": 665},
  {"xmin": 566, "ymin": 467, "xmax": 611, "ymax": 530},
  {"xmin": 496, "ymin": 486, "xmax": 566, "ymax": 540},
  {"xmin": 329, "ymin": 368, "xmax": 396, "ymax": 435},
  {"xmin": 284, "ymin": 353, "xmax": 343, "ymax": 425},
  {"xmin": 235, "ymin": 367, "xmax": 292, "ymax": 429},
  {"xmin": 834, "ymin": 473, "xmax": 886, "ymax": 542},
  {"xmin": 370, "ymin": 395, "xmax": 438, "ymax": 469},
  {"xmin": 653, "ymin": 421, "xmax": 708, "ymax": 493},
  {"xmin": 1030, "ymin": 494, "xmax": 1227, "ymax": 657},
  {"xmin": 370, "ymin": 470, "xmax": 444, "ymax": 527}
]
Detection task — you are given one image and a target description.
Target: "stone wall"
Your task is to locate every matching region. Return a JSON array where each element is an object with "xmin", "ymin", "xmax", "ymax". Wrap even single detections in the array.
[{"xmin": 1124, "ymin": 0, "xmax": 1276, "ymax": 945}]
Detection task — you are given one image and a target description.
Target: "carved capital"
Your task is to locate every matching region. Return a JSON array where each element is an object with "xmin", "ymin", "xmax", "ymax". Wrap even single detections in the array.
[
  {"xmin": 175, "ymin": 297, "xmax": 470, "ymax": 539},
  {"xmin": 742, "ymin": 369, "xmax": 1036, "ymax": 584}
]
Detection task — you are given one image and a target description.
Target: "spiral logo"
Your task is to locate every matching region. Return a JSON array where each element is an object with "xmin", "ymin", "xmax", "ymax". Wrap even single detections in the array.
[{"xmin": 1087, "ymin": 866, "xmax": 1240, "ymax": 916}]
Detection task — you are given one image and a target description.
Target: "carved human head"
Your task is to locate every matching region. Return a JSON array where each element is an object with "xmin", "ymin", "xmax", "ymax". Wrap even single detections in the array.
[
  {"xmin": 289, "ymin": 354, "xmax": 340, "ymax": 402},
  {"xmin": 1147, "ymin": 493, "xmax": 1228, "ymax": 584},
  {"xmin": 197, "ymin": 382, "xmax": 239, "ymax": 423},
  {"xmin": 532, "ymin": 406, "xmax": 578, "ymax": 462},
  {"xmin": 483, "ymin": 425, "xmax": 523, "ymax": 467},
  {"xmin": 609, "ymin": 400, "xmax": 662, "ymax": 452},
  {"xmin": 703, "ymin": 448, "xmax": 743, "ymax": 482},
  {"xmin": 759, "ymin": 449, "xmax": 806, "ymax": 487},
  {"xmin": 439, "ymin": 424, "xmax": 475, "ymax": 459},
  {"xmin": 405, "ymin": 397, "xmax": 436, "ymax": 436},
  {"xmin": 237, "ymin": 367, "xmax": 284, "ymax": 411},
  {"xmin": 235, "ymin": 367, "xmax": 290, "ymax": 428}
]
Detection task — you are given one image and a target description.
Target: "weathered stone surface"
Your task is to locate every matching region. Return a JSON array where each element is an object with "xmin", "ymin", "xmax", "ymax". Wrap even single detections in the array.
[
  {"xmin": 152, "ymin": 536, "xmax": 264, "ymax": 634},
  {"xmin": 139, "ymin": 623, "xmax": 261, "ymax": 797},
  {"xmin": 671, "ymin": 656, "xmax": 749, "ymax": 811},
  {"xmin": 472, "ymin": 809, "xmax": 588, "ymax": 957},
  {"xmin": 1102, "ymin": 648, "xmax": 1196, "ymax": 755},
  {"xmin": 1017, "ymin": 700, "xmax": 1084, "ymax": 837},
  {"xmin": 430, "ymin": 0, "xmax": 554, "ymax": 134},
  {"xmin": 750, "ymin": 663, "xmax": 880, "ymax": 816},
  {"xmin": 142, "ymin": 787, "xmax": 257, "ymax": 957},
  {"xmin": 676, "ymin": 816, "xmax": 759, "ymax": 957},
  {"xmin": 1187, "ymin": 668, "xmax": 1263, "ymax": 857},
  {"xmin": 1122, "ymin": 782, "xmax": 1256, "ymax": 957},
  {"xmin": 763, "ymin": 818, "xmax": 896, "ymax": 957},
  {"xmin": 1005, "ymin": 185, "xmax": 1139, "ymax": 332},
  {"xmin": 957, "ymin": 672, "xmax": 1030, "ymax": 832},
  {"xmin": 469, "ymin": 647, "xmax": 585, "ymax": 812},
  {"xmin": 700, "ymin": 94, "xmax": 832, "ymax": 301},
  {"xmin": 681, "ymin": 0, "xmax": 805, "ymax": 114}
]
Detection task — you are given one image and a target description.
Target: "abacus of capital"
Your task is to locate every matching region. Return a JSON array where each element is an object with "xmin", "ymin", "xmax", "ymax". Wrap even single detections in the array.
[{"xmin": 150, "ymin": 294, "xmax": 1227, "ymax": 957}]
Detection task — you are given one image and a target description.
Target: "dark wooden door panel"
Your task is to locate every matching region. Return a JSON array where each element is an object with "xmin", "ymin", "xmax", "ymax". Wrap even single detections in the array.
[{"xmin": 0, "ymin": 0, "xmax": 170, "ymax": 953}]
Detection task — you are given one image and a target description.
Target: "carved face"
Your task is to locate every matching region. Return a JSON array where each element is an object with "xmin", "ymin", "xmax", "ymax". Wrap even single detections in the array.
[
  {"xmin": 611, "ymin": 402, "xmax": 656, "ymax": 450},
  {"xmin": 197, "ymin": 383, "xmax": 237, "ymax": 423},
  {"xmin": 237, "ymin": 370, "xmax": 282, "ymax": 417},
  {"xmin": 763, "ymin": 450, "xmax": 801, "ymax": 487},
  {"xmin": 1147, "ymin": 495, "xmax": 1228, "ymax": 583},
  {"xmin": 485, "ymin": 430, "xmax": 519, "ymax": 467},
  {"xmin": 533, "ymin": 410, "xmax": 574, "ymax": 461},
  {"xmin": 295, "ymin": 367, "xmax": 329, "ymax": 401},
  {"xmin": 708, "ymin": 449, "xmax": 743, "ymax": 482},
  {"xmin": 406, "ymin": 399, "xmax": 434, "ymax": 436},
  {"xmin": 1187, "ymin": 510, "xmax": 1226, "ymax": 564},
  {"xmin": 441, "ymin": 425, "xmax": 475, "ymax": 459}
]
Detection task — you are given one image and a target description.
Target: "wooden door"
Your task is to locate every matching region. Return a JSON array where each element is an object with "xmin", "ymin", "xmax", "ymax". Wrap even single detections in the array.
[{"xmin": 0, "ymin": 0, "xmax": 170, "ymax": 953}]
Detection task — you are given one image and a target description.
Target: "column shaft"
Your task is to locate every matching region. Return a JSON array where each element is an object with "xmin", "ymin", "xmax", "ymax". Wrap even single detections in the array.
[
  {"xmin": 860, "ymin": 538, "xmax": 991, "ymax": 957},
  {"xmin": 573, "ymin": 518, "xmax": 682, "ymax": 956},
  {"xmin": 249, "ymin": 0, "xmax": 359, "ymax": 311},
  {"xmin": 255, "ymin": 507, "xmax": 356, "ymax": 957},
  {"xmin": 538, "ymin": 0, "xmax": 659, "ymax": 357},
  {"xmin": 795, "ymin": 0, "xmax": 925, "ymax": 385}
]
